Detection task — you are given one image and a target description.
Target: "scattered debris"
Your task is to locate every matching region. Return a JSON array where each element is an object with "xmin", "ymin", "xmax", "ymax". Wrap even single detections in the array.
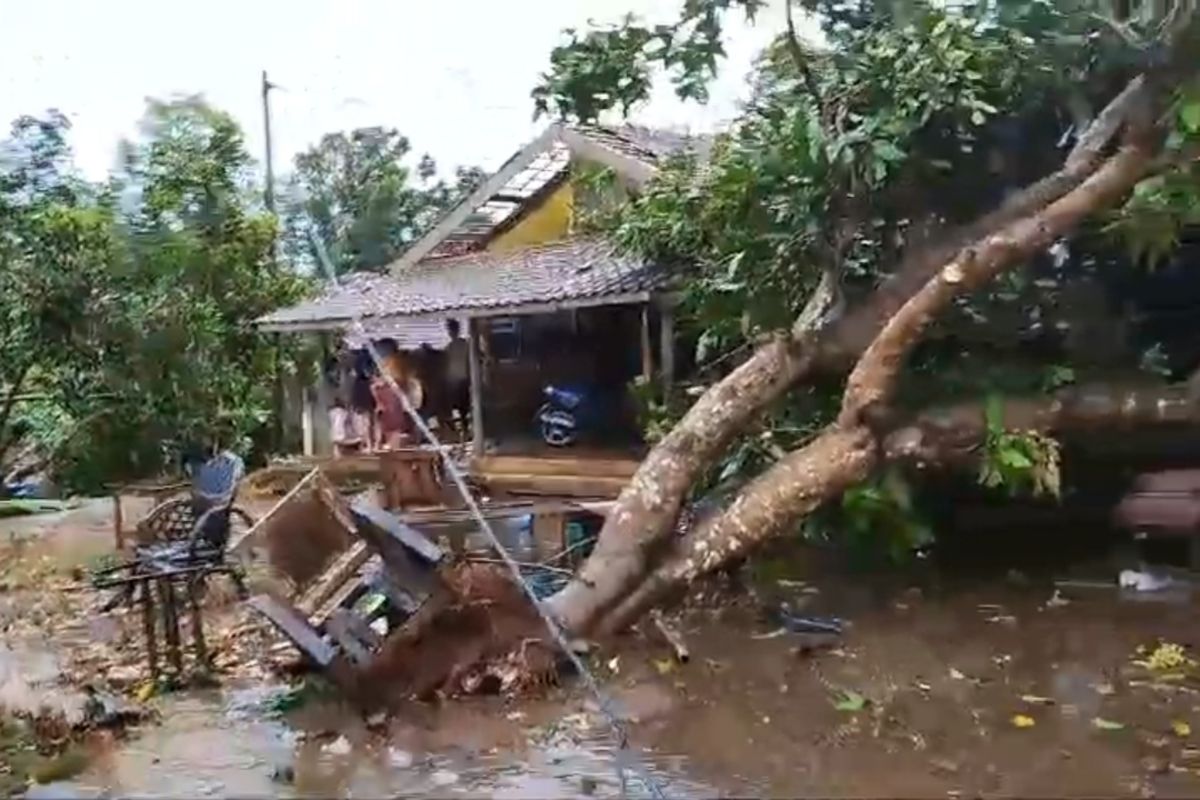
[
  {"xmin": 832, "ymin": 689, "xmax": 867, "ymax": 712},
  {"xmin": 324, "ymin": 735, "xmax": 352, "ymax": 755},
  {"xmin": 1092, "ymin": 717, "xmax": 1125, "ymax": 731},
  {"xmin": 1012, "ymin": 714, "xmax": 1037, "ymax": 728},
  {"xmin": 1174, "ymin": 720, "xmax": 1193, "ymax": 738},
  {"xmin": 1119, "ymin": 569, "xmax": 1177, "ymax": 593},
  {"xmin": 1021, "ymin": 694, "xmax": 1056, "ymax": 706},
  {"xmin": 650, "ymin": 609, "xmax": 690, "ymax": 663},
  {"xmin": 1045, "ymin": 590, "xmax": 1070, "ymax": 608}
]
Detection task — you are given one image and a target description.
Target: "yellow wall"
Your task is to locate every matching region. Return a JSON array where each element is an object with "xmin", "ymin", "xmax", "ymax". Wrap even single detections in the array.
[{"xmin": 486, "ymin": 182, "xmax": 574, "ymax": 253}]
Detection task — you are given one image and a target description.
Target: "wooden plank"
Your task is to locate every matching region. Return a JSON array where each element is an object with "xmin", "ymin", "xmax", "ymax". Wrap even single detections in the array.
[
  {"xmin": 396, "ymin": 498, "xmax": 615, "ymax": 528},
  {"xmin": 311, "ymin": 574, "xmax": 369, "ymax": 628},
  {"xmin": 472, "ymin": 455, "xmax": 639, "ymax": 479},
  {"xmin": 351, "ymin": 500, "xmax": 445, "ymax": 564},
  {"xmin": 474, "ymin": 472, "xmax": 629, "ymax": 499},
  {"xmin": 247, "ymin": 595, "xmax": 337, "ymax": 667},
  {"xmin": 228, "ymin": 468, "xmax": 321, "ymax": 556},
  {"xmin": 532, "ymin": 512, "xmax": 567, "ymax": 561},
  {"xmin": 296, "ymin": 540, "xmax": 371, "ymax": 617}
]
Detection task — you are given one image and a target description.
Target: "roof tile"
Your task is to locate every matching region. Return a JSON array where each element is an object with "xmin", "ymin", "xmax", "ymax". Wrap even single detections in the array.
[{"xmin": 257, "ymin": 238, "xmax": 668, "ymax": 329}]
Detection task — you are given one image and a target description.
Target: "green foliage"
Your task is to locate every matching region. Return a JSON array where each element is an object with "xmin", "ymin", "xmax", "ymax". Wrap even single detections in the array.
[
  {"xmin": 1, "ymin": 100, "xmax": 311, "ymax": 493},
  {"xmin": 805, "ymin": 468, "xmax": 934, "ymax": 564},
  {"xmin": 977, "ymin": 395, "xmax": 1062, "ymax": 498},
  {"xmin": 533, "ymin": 1, "xmax": 765, "ymax": 122},
  {"xmin": 1106, "ymin": 81, "xmax": 1200, "ymax": 266},
  {"xmin": 282, "ymin": 128, "xmax": 484, "ymax": 274}
]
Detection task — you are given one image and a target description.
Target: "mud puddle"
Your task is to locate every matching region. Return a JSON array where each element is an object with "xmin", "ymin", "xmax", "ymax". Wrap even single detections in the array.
[{"xmin": 56, "ymin": 683, "xmax": 712, "ymax": 799}]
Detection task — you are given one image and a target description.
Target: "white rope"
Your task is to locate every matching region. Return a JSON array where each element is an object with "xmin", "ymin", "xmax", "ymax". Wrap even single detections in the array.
[{"xmin": 308, "ymin": 233, "xmax": 667, "ymax": 799}]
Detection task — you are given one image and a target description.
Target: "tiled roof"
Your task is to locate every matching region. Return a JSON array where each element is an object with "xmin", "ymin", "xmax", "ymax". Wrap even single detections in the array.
[
  {"xmin": 256, "ymin": 238, "xmax": 669, "ymax": 330},
  {"xmin": 426, "ymin": 124, "xmax": 706, "ymax": 259},
  {"xmin": 574, "ymin": 124, "xmax": 705, "ymax": 162}
]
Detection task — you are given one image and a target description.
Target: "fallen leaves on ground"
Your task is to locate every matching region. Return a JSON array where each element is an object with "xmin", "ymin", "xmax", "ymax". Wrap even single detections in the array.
[
  {"xmin": 1012, "ymin": 714, "xmax": 1037, "ymax": 728},
  {"xmin": 1174, "ymin": 720, "xmax": 1192, "ymax": 738},
  {"xmin": 832, "ymin": 689, "xmax": 867, "ymax": 712},
  {"xmin": 1092, "ymin": 717, "xmax": 1126, "ymax": 731},
  {"xmin": 1134, "ymin": 642, "xmax": 1195, "ymax": 673}
]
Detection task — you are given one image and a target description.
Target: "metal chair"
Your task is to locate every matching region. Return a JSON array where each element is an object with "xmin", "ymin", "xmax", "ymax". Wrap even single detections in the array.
[
  {"xmin": 136, "ymin": 451, "xmax": 253, "ymax": 552},
  {"xmin": 98, "ymin": 452, "xmax": 254, "ymax": 614}
]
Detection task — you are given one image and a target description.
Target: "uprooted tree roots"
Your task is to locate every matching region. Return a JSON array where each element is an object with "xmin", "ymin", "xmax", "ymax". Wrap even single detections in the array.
[{"xmin": 353, "ymin": 564, "xmax": 564, "ymax": 703}]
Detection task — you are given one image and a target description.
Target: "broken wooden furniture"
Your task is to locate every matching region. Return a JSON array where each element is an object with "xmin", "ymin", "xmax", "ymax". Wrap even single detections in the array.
[
  {"xmin": 242, "ymin": 474, "xmax": 447, "ymax": 696},
  {"xmin": 132, "ymin": 451, "xmax": 255, "ymax": 548},
  {"xmin": 91, "ymin": 540, "xmax": 247, "ymax": 683},
  {"xmin": 378, "ymin": 447, "xmax": 450, "ymax": 509},
  {"xmin": 1114, "ymin": 469, "xmax": 1200, "ymax": 568},
  {"xmin": 470, "ymin": 452, "xmax": 637, "ymax": 499}
]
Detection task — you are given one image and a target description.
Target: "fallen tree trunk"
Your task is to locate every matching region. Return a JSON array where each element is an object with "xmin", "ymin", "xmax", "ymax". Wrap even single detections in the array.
[
  {"xmin": 543, "ymin": 0, "xmax": 1199, "ymax": 638},
  {"xmin": 590, "ymin": 141, "xmax": 1157, "ymax": 635},
  {"xmin": 545, "ymin": 89, "xmax": 1158, "ymax": 638}
]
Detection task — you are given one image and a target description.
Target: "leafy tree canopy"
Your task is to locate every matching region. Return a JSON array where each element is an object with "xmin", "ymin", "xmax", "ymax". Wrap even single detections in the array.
[{"xmin": 282, "ymin": 126, "xmax": 485, "ymax": 274}]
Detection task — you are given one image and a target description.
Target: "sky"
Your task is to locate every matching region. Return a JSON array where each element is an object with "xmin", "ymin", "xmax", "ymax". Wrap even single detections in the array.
[{"xmin": 1, "ymin": 0, "xmax": 805, "ymax": 183}]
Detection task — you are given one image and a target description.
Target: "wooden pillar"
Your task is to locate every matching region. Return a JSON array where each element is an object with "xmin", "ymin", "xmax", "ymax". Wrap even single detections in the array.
[
  {"xmin": 468, "ymin": 318, "xmax": 485, "ymax": 454},
  {"xmin": 112, "ymin": 493, "xmax": 124, "ymax": 550},
  {"xmin": 301, "ymin": 386, "xmax": 315, "ymax": 457},
  {"xmin": 532, "ymin": 512, "xmax": 567, "ymax": 561},
  {"xmin": 640, "ymin": 304, "xmax": 653, "ymax": 382},
  {"xmin": 659, "ymin": 301, "xmax": 675, "ymax": 395},
  {"xmin": 271, "ymin": 333, "xmax": 284, "ymax": 453}
]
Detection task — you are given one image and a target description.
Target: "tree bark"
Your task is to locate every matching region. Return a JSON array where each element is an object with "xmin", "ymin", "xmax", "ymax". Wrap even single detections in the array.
[
  {"xmin": 0, "ymin": 363, "xmax": 32, "ymax": 469},
  {"xmin": 543, "ymin": 62, "xmax": 1167, "ymax": 637},
  {"xmin": 545, "ymin": 335, "xmax": 818, "ymax": 633},
  {"xmin": 588, "ymin": 141, "xmax": 1156, "ymax": 635}
]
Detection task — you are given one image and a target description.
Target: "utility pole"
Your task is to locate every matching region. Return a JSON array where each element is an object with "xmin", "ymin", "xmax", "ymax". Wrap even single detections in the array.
[
  {"xmin": 261, "ymin": 70, "xmax": 277, "ymax": 217},
  {"xmin": 261, "ymin": 70, "xmax": 285, "ymax": 453}
]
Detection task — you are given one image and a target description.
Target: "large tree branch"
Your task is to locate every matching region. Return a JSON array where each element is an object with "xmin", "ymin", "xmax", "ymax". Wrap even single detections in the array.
[
  {"xmin": 884, "ymin": 381, "xmax": 1200, "ymax": 466},
  {"xmin": 597, "ymin": 143, "xmax": 1157, "ymax": 635},
  {"xmin": 784, "ymin": 0, "xmax": 824, "ymax": 113},
  {"xmin": 840, "ymin": 143, "xmax": 1155, "ymax": 426}
]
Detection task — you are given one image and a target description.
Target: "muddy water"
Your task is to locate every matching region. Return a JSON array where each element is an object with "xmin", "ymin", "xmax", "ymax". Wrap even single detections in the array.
[
  {"xmin": 66, "ymin": 685, "xmax": 713, "ymax": 798},
  {"xmin": 45, "ymin": 575, "xmax": 1200, "ymax": 799},
  {"xmin": 12, "ymin": 501, "xmax": 1200, "ymax": 797}
]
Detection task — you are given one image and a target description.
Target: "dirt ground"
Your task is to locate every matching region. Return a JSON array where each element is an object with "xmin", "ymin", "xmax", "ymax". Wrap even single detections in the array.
[{"xmin": 5, "ymin": 500, "xmax": 1200, "ymax": 798}]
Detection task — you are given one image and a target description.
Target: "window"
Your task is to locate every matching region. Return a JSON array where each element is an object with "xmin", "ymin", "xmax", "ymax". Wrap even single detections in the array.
[{"xmin": 488, "ymin": 317, "xmax": 521, "ymax": 363}]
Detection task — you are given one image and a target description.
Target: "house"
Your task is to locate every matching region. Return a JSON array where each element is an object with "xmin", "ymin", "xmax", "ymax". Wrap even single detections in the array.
[{"xmin": 258, "ymin": 123, "xmax": 705, "ymax": 491}]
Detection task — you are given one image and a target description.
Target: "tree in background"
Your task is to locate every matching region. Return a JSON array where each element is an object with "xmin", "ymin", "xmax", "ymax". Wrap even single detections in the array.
[
  {"xmin": 524, "ymin": 0, "xmax": 1200, "ymax": 636},
  {"xmin": 282, "ymin": 126, "xmax": 485, "ymax": 274},
  {"xmin": 0, "ymin": 98, "xmax": 310, "ymax": 493},
  {"xmin": 0, "ymin": 111, "xmax": 122, "ymax": 475}
]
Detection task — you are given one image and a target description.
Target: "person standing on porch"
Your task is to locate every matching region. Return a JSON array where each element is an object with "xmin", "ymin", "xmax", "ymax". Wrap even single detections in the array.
[
  {"xmin": 371, "ymin": 340, "xmax": 424, "ymax": 449},
  {"xmin": 444, "ymin": 319, "xmax": 471, "ymax": 438}
]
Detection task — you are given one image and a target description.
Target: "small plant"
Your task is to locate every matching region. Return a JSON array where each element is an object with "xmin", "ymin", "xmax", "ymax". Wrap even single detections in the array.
[
  {"xmin": 977, "ymin": 395, "xmax": 1061, "ymax": 499},
  {"xmin": 807, "ymin": 469, "xmax": 934, "ymax": 565}
]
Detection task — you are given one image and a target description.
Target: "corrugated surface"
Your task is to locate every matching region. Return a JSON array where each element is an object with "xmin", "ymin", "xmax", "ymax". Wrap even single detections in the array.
[{"xmin": 257, "ymin": 238, "xmax": 668, "ymax": 328}]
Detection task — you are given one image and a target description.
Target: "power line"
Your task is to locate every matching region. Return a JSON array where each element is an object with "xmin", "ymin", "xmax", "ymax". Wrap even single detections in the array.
[{"xmin": 307, "ymin": 231, "xmax": 668, "ymax": 800}]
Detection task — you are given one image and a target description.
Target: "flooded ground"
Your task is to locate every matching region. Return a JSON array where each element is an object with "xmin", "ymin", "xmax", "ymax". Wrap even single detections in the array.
[{"xmin": 6, "ymin": 501, "xmax": 1200, "ymax": 797}]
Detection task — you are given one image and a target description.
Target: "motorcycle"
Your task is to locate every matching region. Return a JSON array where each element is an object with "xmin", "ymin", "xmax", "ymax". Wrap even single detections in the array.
[{"xmin": 536, "ymin": 383, "xmax": 607, "ymax": 447}]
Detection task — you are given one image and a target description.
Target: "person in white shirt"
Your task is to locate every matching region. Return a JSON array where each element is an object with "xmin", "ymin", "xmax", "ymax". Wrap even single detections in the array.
[
  {"xmin": 444, "ymin": 319, "xmax": 471, "ymax": 435},
  {"xmin": 329, "ymin": 395, "xmax": 364, "ymax": 457}
]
